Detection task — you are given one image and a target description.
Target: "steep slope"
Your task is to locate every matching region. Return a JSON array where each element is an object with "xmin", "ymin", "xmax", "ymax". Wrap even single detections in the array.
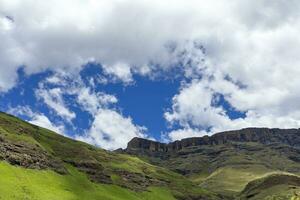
[
  {"xmin": 238, "ymin": 173, "xmax": 300, "ymax": 200},
  {"xmin": 0, "ymin": 112, "xmax": 219, "ymax": 200},
  {"xmin": 125, "ymin": 128, "xmax": 300, "ymax": 197}
]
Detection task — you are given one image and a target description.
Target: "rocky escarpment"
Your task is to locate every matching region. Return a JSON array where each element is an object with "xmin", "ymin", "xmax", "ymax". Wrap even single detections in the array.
[
  {"xmin": 125, "ymin": 128, "xmax": 300, "ymax": 178},
  {"xmin": 126, "ymin": 128, "xmax": 300, "ymax": 154}
]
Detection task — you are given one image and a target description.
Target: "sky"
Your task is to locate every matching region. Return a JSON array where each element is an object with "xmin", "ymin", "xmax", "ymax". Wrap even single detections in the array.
[{"xmin": 1, "ymin": 0, "xmax": 300, "ymax": 150}]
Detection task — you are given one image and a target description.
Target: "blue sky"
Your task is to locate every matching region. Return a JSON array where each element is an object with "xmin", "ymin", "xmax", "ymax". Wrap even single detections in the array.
[
  {"xmin": 0, "ymin": 62, "xmax": 244, "ymax": 148},
  {"xmin": 0, "ymin": 64, "xmax": 181, "ymax": 140},
  {"xmin": 1, "ymin": 0, "xmax": 300, "ymax": 149}
]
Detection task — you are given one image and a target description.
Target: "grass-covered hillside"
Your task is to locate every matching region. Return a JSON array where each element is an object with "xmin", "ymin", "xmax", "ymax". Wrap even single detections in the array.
[
  {"xmin": 2, "ymin": 110, "xmax": 300, "ymax": 200},
  {"xmin": 125, "ymin": 128, "xmax": 300, "ymax": 199},
  {"xmin": 238, "ymin": 173, "xmax": 300, "ymax": 200},
  {"xmin": 0, "ymin": 112, "xmax": 219, "ymax": 200}
]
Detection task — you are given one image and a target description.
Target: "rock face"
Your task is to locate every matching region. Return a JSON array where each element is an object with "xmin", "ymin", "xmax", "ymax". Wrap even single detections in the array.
[
  {"xmin": 125, "ymin": 128, "xmax": 300, "ymax": 179},
  {"xmin": 0, "ymin": 136, "xmax": 67, "ymax": 174},
  {"xmin": 126, "ymin": 128, "xmax": 300, "ymax": 154},
  {"xmin": 65, "ymin": 160, "xmax": 112, "ymax": 184}
]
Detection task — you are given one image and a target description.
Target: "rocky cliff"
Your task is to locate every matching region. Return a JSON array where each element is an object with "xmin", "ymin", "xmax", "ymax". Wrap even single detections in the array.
[{"xmin": 126, "ymin": 128, "xmax": 300, "ymax": 154}]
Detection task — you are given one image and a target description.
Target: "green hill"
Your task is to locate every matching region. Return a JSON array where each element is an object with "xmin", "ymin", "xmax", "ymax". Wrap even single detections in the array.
[
  {"xmin": 0, "ymin": 112, "xmax": 218, "ymax": 200},
  {"xmin": 2, "ymin": 111, "xmax": 300, "ymax": 199},
  {"xmin": 125, "ymin": 128, "xmax": 300, "ymax": 199},
  {"xmin": 238, "ymin": 173, "xmax": 300, "ymax": 200}
]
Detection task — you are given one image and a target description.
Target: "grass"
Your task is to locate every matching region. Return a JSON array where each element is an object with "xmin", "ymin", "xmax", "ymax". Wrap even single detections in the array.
[
  {"xmin": 198, "ymin": 165, "xmax": 274, "ymax": 195},
  {"xmin": 238, "ymin": 173, "xmax": 300, "ymax": 200},
  {"xmin": 0, "ymin": 111, "xmax": 218, "ymax": 199},
  {"xmin": 8, "ymin": 110, "xmax": 300, "ymax": 199},
  {"xmin": 0, "ymin": 161, "xmax": 176, "ymax": 200},
  {"xmin": 108, "ymin": 154, "xmax": 157, "ymax": 174},
  {"xmin": 141, "ymin": 187, "xmax": 176, "ymax": 200}
]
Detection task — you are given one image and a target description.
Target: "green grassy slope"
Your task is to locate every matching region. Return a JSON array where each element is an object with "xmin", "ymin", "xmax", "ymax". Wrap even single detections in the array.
[
  {"xmin": 238, "ymin": 173, "xmax": 300, "ymax": 200},
  {"xmin": 198, "ymin": 165, "xmax": 273, "ymax": 195},
  {"xmin": 4, "ymin": 110, "xmax": 300, "ymax": 199},
  {"xmin": 0, "ymin": 112, "xmax": 218, "ymax": 200},
  {"xmin": 0, "ymin": 161, "xmax": 175, "ymax": 200},
  {"xmin": 191, "ymin": 142, "xmax": 300, "ymax": 197}
]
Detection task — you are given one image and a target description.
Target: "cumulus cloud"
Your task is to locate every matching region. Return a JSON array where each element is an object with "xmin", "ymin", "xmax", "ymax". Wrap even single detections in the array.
[
  {"xmin": 29, "ymin": 114, "xmax": 65, "ymax": 134},
  {"xmin": 75, "ymin": 86, "xmax": 118, "ymax": 115},
  {"xmin": 164, "ymin": 128, "xmax": 208, "ymax": 142},
  {"xmin": 76, "ymin": 109, "xmax": 147, "ymax": 150},
  {"xmin": 35, "ymin": 87, "xmax": 76, "ymax": 122},
  {"xmin": 0, "ymin": 0, "xmax": 192, "ymax": 89},
  {"xmin": 164, "ymin": 62, "xmax": 300, "ymax": 140},
  {"xmin": 166, "ymin": 78, "xmax": 300, "ymax": 129},
  {"xmin": 0, "ymin": 0, "xmax": 296, "ymax": 90},
  {"xmin": 2, "ymin": 0, "xmax": 300, "ymax": 143},
  {"xmin": 7, "ymin": 106, "xmax": 65, "ymax": 134},
  {"xmin": 36, "ymin": 72, "xmax": 147, "ymax": 149}
]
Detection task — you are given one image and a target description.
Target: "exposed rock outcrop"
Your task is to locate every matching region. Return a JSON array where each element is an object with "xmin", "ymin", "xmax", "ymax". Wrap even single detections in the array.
[
  {"xmin": 65, "ymin": 160, "xmax": 112, "ymax": 184},
  {"xmin": 114, "ymin": 170, "xmax": 167, "ymax": 191},
  {"xmin": 126, "ymin": 128, "xmax": 300, "ymax": 154},
  {"xmin": 0, "ymin": 137, "xmax": 67, "ymax": 174}
]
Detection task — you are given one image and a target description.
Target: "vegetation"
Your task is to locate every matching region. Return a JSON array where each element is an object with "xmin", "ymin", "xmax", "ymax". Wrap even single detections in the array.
[
  {"xmin": 2, "ymin": 111, "xmax": 300, "ymax": 199},
  {"xmin": 0, "ymin": 112, "xmax": 218, "ymax": 200},
  {"xmin": 0, "ymin": 161, "xmax": 176, "ymax": 200},
  {"xmin": 199, "ymin": 165, "xmax": 273, "ymax": 194},
  {"xmin": 238, "ymin": 173, "xmax": 300, "ymax": 200}
]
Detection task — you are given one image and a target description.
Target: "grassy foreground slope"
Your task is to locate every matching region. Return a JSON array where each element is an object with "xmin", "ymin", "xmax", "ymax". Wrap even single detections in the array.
[
  {"xmin": 0, "ymin": 161, "xmax": 175, "ymax": 200},
  {"xmin": 0, "ymin": 112, "xmax": 218, "ymax": 200}
]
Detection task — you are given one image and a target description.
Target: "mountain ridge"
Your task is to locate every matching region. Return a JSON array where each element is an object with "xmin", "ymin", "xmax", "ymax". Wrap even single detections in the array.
[
  {"xmin": 126, "ymin": 127, "xmax": 300, "ymax": 153},
  {"xmin": 123, "ymin": 127, "xmax": 300, "ymax": 198}
]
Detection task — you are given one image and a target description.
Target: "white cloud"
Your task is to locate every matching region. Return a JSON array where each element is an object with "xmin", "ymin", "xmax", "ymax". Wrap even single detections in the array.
[
  {"xmin": 75, "ymin": 86, "xmax": 118, "ymax": 115},
  {"xmin": 2, "ymin": 0, "xmax": 300, "ymax": 143},
  {"xmin": 165, "ymin": 76, "xmax": 300, "ymax": 141},
  {"xmin": 102, "ymin": 62, "xmax": 133, "ymax": 83},
  {"xmin": 0, "ymin": 0, "xmax": 295, "ymax": 90},
  {"xmin": 36, "ymin": 73, "xmax": 147, "ymax": 150},
  {"xmin": 76, "ymin": 109, "xmax": 147, "ymax": 150},
  {"xmin": 7, "ymin": 73, "xmax": 146, "ymax": 150},
  {"xmin": 7, "ymin": 106, "xmax": 65, "ymax": 134},
  {"xmin": 35, "ymin": 86, "xmax": 76, "ymax": 122},
  {"xmin": 166, "ymin": 128, "xmax": 208, "ymax": 142},
  {"xmin": 165, "ymin": 79, "xmax": 230, "ymax": 130},
  {"xmin": 39, "ymin": 72, "xmax": 118, "ymax": 115},
  {"xmin": 29, "ymin": 114, "xmax": 65, "ymax": 134}
]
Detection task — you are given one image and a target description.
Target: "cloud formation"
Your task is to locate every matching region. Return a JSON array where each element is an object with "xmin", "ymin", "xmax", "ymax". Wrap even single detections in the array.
[
  {"xmin": 8, "ymin": 106, "xmax": 65, "ymax": 134},
  {"xmin": 76, "ymin": 109, "xmax": 147, "ymax": 150},
  {"xmin": 35, "ymin": 87, "xmax": 76, "ymax": 122},
  {"xmin": 34, "ymin": 72, "xmax": 147, "ymax": 149},
  {"xmin": 4, "ymin": 0, "xmax": 297, "ymax": 89},
  {"xmin": 2, "ymin": 0, "xmax": 300, "ymax": 143}
]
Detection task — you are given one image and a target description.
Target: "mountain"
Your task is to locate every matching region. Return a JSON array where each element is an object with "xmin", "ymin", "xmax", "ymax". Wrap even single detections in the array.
[
  {"xmin": 1, "ymin": 111, "xmax": 300, "ymax": 199},
  {"xmin": 0, "ymin": 111, "xmax": 219, "ymax": 200},
  {"xmin": 124, "ymin": 128, "xmax": 300, "ymax": 198}
]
